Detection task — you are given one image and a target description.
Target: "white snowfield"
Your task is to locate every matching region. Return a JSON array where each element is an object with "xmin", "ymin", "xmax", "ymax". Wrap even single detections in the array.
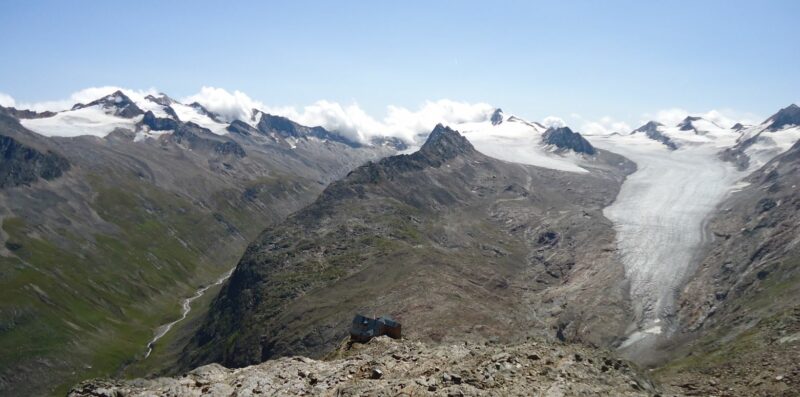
[
  {"xmin": 21, "ymin": 105, "xmax": 142, "ymax": 138},
  {"xmin": 169, "ymin": 101, "xmax": 229, "ymax": 134},
  {"xmin": 454, "ymin": 114, "xmax": 590, "ymax": 173},
  {"xmin": 739, "ymin": 124, "xmax": 800, "ymax": 169}
]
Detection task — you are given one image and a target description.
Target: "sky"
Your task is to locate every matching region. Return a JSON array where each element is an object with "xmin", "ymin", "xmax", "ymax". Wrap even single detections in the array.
[{"xmin": 1, "ymin": 0, "xmax": 798, "ymax": 138}]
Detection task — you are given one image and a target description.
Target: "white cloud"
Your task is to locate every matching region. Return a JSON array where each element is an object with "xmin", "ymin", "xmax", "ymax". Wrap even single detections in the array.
[
  {"xmin": 182, "ymin": 86, "xmax": 264, "ymax": 123},
  {"xmin": 186, "ymin": 87, "xmax": 494, "ymax": 144},
  {"xmin": 581, "ymin": 116, "xmax": 631, "ymax": 136},
  {"xmin": 542, "ymin": 116, "xmax": 566, "ymax": 128},
  {"xmin": 0, "ymin": 92, "xmax": 16, "ymax": 108},
  {"xmin": 381, "ymin": 99, "xmax": 494, "ymax": 142}
]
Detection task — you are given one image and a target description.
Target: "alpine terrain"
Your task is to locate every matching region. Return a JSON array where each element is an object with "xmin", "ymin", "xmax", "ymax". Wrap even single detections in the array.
[
  {"xmin": 0, "ymin": 90, "xmax": 397, "ymax": 396},
  {"xmin": 2, "ymin": 89, "xmax": 799, "ymax": 397}
]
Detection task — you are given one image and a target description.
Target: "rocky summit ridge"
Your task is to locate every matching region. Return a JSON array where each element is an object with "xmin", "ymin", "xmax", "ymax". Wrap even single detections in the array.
[{"xmin": 70, "ymin": 336, "xmax": 657, "ymax": 397}]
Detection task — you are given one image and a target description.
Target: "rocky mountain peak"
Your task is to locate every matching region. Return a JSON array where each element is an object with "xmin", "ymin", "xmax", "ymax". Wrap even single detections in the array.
[
  {"xmin": 145, "ymin": 93, "xmax": 174, "ymax": 107},
  {"xmin": 189, "ymin": 102, "xmax": 223, "ymax": 122},
  {"xmin": 73, "ymin": 90, "xmax": 143, "ymax": 118},
  {"xmin": 764, "ymin": 103, "xmax": 800, "ymax": 132},
  {"xmin": 631, "ymin": 121, "xmax": 677, "ymax": 150},
  {"xmin": 419, "ymin": 124, "xmax": 475, "ymax": 160},
  {"xmin": 677, "ymin": 116, "xmax": 703, "ymax": 131},
  {"xmin": 632, "ymin": 121, "xmax": 663, "ymax": 134},
  {"xmin": 542, "ymin": 126, "xmax": 596, "ymax": 155},
  {"xmin": 490, "ymin": 108, "xmax": 504, "ymax": 125},
  {"xmin": 731, "ymin": 122, "xmax": 747, "ymax": 131}
]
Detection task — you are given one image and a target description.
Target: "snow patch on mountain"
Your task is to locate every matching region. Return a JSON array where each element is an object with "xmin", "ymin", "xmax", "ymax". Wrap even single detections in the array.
[
  {"xmin": 21, "ymin": 105, "xmax": 142, "ymax": 138},
  {"xmin": 454, "ymin": 114, "xmax": 590, "ymax": 174},
  {"xmin": 742, "ymin": 126, "xmax": 800, "ymax": 169},
  {"xmin": 169, "ymin": 102, "xmax": 228, "ymax": 135}
]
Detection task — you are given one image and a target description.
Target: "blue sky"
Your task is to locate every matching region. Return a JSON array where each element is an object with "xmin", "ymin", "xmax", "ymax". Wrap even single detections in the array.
[{"xmin": 1, "ymin": 0, "xmax": 798, "ymax": 130}]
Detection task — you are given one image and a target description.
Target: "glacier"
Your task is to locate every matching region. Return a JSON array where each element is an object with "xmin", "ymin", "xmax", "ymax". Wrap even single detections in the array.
[{"xmin": 589, "ymin": 130, "xmax": 745, "ymax": 351}]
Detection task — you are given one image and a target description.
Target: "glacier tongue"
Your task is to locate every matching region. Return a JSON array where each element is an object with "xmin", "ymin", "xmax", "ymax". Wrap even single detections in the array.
[{"xmin": 589, "ymin": 134, "xmax": 745, "ymax": 350}]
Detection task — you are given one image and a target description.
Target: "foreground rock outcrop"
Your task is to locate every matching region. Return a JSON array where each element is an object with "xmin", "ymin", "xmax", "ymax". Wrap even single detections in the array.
[{"xmin": 70, "ymin": 337, "xmax": 657, "ymax": 396}]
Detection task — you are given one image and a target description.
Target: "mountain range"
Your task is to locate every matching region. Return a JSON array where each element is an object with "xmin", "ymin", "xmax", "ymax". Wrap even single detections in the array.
[{"xmin": 1, "ymin": 90, "xmax": 799, "ymax": 396}]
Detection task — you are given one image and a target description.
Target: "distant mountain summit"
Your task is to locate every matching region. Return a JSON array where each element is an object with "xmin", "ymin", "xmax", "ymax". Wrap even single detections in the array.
[
  {"xmin": 631, "ymin": 121, "xmax": 678, "ymax": 150},
  {"xmin": 72, "ymin": 90, "xmax": 144, "ymax": 118},
  {"xmin": 490, "ymin": 108, "xmax": 504, "ymax": 125},
  {"xmin": 632, "ymin": 121, "xmax": 663, "ymax": 134},
  {"xmin": 677, "ymin": 116, "xmax": 703, "ymax": 132},
  {"xmin": 731, "ymin": 122, "xmax": 748, "ymax": 132},
  {"xmin": 144, "ymin": 93, "xmax": 174, "ymax": 107},
  {"xmin": 764, "ymin": 103, "xmax": 800, "ymax": 132},
  {"xmin": 542, "ymin": 126, "xmax": 596, "ymax": 155}
]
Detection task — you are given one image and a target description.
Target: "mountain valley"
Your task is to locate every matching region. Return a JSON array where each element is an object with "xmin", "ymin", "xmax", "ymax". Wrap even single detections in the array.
[{"xmin": 0, "ymin": 89, "xmax": 799, "ymax": 396}]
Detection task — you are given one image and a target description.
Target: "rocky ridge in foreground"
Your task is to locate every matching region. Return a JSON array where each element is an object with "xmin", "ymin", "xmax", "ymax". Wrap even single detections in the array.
[{"xmin": 70, "ymin": 337, "xmax": 657, "ymax": 396}]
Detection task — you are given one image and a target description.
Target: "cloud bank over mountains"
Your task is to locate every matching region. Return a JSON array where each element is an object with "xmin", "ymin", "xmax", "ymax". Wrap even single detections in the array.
[
  {"xmin": 183, "ymin": 87, "xmax": 496, "ymax": 144},
  {"xmin": 0, "ymin": 86, "xmax": 762, "ymax": 144}
]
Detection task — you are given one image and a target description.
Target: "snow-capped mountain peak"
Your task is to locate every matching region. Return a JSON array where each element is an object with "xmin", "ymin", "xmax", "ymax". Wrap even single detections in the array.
[
  {"xmin": 763, "ymin": 103, "xmax": 800, "ymax": 132},
  {"xmin": 144, "ymin": 93, "xmax": 175, "ymax": 107},
  {"xmin": 676, "ymin": 116, "xmax": 724, "ymax": 135},
  {"xmin": 71, "ymin": 90, "xmax": 143, "ymax": 119},
  {"xmin": 724, "ymin": 103, "xmax": 800, "ymax": 170},
  {"xmin": 631, "ymin": 121, "xmax": 664, "ymax": 134},
  {"xmin": 18, "ymin": 90, "xmax": 232, "ymax": 138},
  {"xmin": 629, "ymin": 121, "xmax": 677, "ymax": 150}
]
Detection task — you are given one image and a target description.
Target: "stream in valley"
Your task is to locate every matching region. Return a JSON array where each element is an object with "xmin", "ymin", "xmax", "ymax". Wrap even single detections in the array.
[{"xmin": 144, "ymin": 268, "xmax": 234, "ymax": 359}]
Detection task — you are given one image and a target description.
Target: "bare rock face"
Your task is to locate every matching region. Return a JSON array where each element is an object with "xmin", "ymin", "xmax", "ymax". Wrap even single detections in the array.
[
  {"xmin": 0, "ymin": 108, "xmax": 70, "ymax": 187},
  {"xmin": 0, "ymin": 134, "xmax": 70, "ymax": 188},
  {"xmin": 70, "ymin": 337, "xmax": 658, "ymax": 396},
  {"xmin": 542, "ymin": 127, "xmax": 596, "ymax": 155},
  {"xmin": 490, "ymin": 108, "xmax": 503, "ymax": 125}
]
